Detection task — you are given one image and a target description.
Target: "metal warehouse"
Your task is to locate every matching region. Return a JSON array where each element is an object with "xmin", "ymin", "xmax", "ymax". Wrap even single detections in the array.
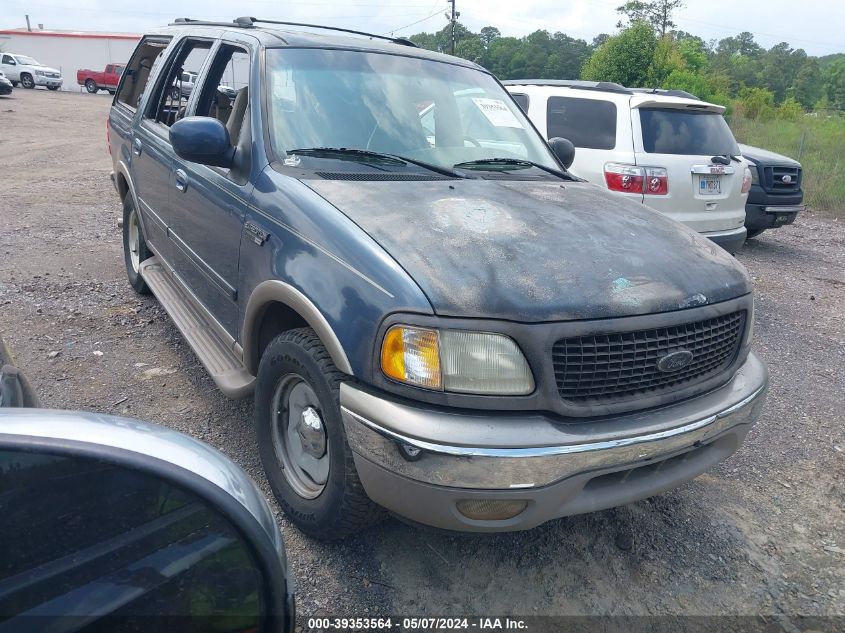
[{"xmin": 0, "ymin": 28, "xmax": 140, "ymax": 91}]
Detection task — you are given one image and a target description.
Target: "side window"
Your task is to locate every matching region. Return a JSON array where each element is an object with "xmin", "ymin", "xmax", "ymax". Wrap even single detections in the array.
[
  {"xmin": 2, "ymin": 54, "xmax": 15, "ymax": 65},
  {"xmin": 511, "ymin": 93, "xmax": 529, "ymax": 113},
  {"xmin": 116, "ymin": 37, "xmax": 172, "ymax": 110},
  {"xmin": 546, "ymin": 96, "xmax": 617, "ymax": 150},
  {"xmin": 195, "ymin": 45, "xmax": 251, "ymax": 147},
  {"xmin": 145, "ymin": 38, "xmax": 213, "ymax": 128}
]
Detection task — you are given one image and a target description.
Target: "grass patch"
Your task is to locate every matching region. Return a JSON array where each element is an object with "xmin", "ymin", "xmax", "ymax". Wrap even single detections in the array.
[{"xmin": 730, "ymin": 114, "xmax": 845, "ymax": 215}]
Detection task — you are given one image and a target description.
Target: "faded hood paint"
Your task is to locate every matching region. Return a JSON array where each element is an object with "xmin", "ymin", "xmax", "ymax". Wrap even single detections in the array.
[{"xmin": 304, "ymin": 178, "xmax": 752, "ymax": 322}]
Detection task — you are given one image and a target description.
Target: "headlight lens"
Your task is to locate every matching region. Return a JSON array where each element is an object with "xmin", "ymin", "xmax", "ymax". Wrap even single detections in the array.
[
  {"xmin": 34, "ymin": 70, "xmax": 44, "ymax": 76},
  {"xmin": 380, "ymin": 326, "xmax": 534, "ymax": 395}
]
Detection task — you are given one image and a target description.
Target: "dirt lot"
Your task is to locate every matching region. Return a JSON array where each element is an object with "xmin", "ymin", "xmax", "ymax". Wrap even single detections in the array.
[{"xmin": 1, "ymin": 89, "xmax": 843, "ymax": 628}]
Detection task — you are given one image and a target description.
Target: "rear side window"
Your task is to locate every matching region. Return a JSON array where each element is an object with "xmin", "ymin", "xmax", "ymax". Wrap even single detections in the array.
[
  {"xmin": 546, "ymin": 96, "xmax": 616, "ymax": 150},
  {"xmin": 116, "ymin": 36, "xmax": 171, "ymax": 110},
  {"xmin": 511, "ymin": 93, "xmax": 529, "ymax": 113},
  {"xmin": 639, "ymin": 108, "xmax": 740, "ymax": 156}
]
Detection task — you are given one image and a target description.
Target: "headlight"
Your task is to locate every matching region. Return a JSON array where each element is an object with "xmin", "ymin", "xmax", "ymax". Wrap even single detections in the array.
[
  {"xmin": 34, "ymin": 70, "xmax": 44, "ymax": 76},
  {"xmin": 380, "ymin": 326, "xmax": 534, "ymax": 395},
  {"xmin": 747, "ymin": 163, "xmax": 759, "ymax": 185}
]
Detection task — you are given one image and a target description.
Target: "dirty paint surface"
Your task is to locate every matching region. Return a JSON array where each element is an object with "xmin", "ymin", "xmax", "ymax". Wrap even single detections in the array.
[{"xmin": 304, "ymin": 178, "xmax": 752, "ymax": 322}]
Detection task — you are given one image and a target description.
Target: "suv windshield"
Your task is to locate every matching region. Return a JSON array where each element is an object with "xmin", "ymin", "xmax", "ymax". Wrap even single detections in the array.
[
  {"xmin": 639, "ymin": 108, "xmax": 739, "ymax": 156},
  {"xmin": 14, "ymin": 55, "xmax": 40, "ymax": 66},
  {"xmin": 265, "ymin": 48, "xmax": 559, "ymax": 173}
]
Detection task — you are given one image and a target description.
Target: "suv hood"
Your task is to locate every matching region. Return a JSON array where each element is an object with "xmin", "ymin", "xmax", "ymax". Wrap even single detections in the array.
[
  {"xmin": 305, "ymin": 178, "xmax": 751, "ymax": 321},
  {"xmin": 739, "ymin": 143, "xmax": 800, "ymax": 167},
  {"xmin": 28, "ymin": 65, "xmax": 61, "ymax": 74}
]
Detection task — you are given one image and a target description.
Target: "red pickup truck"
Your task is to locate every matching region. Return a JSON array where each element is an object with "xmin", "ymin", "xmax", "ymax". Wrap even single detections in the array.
[{"xmin": 77, "ymin": 64, "xmax": 125, "ymax": 94}]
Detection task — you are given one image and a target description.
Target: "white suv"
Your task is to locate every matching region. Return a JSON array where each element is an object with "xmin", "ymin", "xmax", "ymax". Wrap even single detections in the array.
[
  {"xmin": 0, "ymin": 53, "xmax": 63, "ymax": 90},
  {"xmin": 505, "ymin": 80, "xmax": 751, "ymax": 252}
]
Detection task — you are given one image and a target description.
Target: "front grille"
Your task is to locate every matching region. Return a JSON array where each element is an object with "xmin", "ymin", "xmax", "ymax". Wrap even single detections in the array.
[
  {"xmin": 763, "ymin": 165, "xmax": 801, "ymax": 193},
  {"xmin": 552, "ymin": 311, "xmax": 745, "ymax": 403}
]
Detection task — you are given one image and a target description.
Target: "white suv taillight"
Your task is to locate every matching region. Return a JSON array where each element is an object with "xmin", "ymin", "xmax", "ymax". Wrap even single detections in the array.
[{"xmin": 604, "ymin": 163, "xmax": 668, "ymax": 196}]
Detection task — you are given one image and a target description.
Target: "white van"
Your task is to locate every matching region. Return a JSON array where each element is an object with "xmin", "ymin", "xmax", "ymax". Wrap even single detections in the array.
[{"xmin": 505, "ymin": 80, "xmax": 751, "ymax": 252}]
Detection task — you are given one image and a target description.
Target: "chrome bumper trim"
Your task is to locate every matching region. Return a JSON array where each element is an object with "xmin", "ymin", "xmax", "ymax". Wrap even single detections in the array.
[{"xmin": 341, "ymin": 353, "xmax": 768, "ymax": 489}]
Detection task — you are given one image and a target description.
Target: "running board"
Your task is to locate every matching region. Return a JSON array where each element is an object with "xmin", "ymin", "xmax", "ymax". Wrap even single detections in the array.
[{"xmin": 139, "ymin": 257, "xmax": 255, "ymax": 399}]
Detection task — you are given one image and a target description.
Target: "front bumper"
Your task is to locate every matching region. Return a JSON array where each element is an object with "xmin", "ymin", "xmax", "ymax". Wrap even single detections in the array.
[
  {"xmin": 701, "ymin": 226, "xmax": 747, "ymax": 253},
  {"xmin": 745, "ymin": 203, "xmax": 803, "ymax": 230},
  {"xmin": 341, "ymin": 352, "xmax": 767, "ymax": 532},
  {"xmin": 34, "ymin": 75, "xmax": 62, "ymax": 88}
]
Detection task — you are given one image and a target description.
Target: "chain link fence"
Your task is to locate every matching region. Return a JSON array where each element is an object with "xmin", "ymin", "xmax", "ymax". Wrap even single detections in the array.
[{"xmin": 730, "ymin": 112, "xmax": 845, "ymax": 215}]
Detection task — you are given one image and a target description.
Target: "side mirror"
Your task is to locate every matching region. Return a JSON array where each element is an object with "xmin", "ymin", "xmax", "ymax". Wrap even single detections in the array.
[
  {"xmin": 170, "ymin": 116, "xmax": 234, "ymax": 168},
  {"xmin": 549, "ymin": 137, "xmax": 576, "ymax": 169},
  {"xmin": 0, "ymin": 410, "xmax": 295, "ymax": 632}
]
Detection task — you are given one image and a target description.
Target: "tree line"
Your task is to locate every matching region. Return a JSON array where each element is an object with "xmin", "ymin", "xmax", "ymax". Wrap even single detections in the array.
[{"xmin": 408, "ymin": 0, "xmax": 845, "ymax": 119}]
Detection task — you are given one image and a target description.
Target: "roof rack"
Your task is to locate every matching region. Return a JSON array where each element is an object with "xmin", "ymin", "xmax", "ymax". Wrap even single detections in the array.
[
  {"xmin": 171, "ymin": 16, "xmax": 417, "ymax": 47},
  {"xmin": 501, "ymin": 79, "xmax": 633, "ymax": 94}
]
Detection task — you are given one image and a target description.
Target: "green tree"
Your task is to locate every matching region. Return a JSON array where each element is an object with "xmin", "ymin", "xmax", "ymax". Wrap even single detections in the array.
[
  {"xmin": 791, "ymin": 59, "xmax": 822, "ymax": 109},
  {"xmin": 582, "ymin": 22, "xmax": 658, "ymax": 86},
  {"xmin": 616, "ymin": 0, "xmax": 685, "ymax": 36},
  {"xmin": 479, "ymin": 26, "xmax": 501, "ymax": 48}
]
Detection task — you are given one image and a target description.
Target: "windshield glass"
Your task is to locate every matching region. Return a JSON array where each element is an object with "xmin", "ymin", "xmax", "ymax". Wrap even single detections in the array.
[
  {"xmin": 639, "ymin": 108, "xmax": 739, "ymax": 156},
  {"xmin": 265, "ymin": 48, "xmax": 559, "ymax": 172},
  {"xmin": 15, "ymin": 56, "xmax": 40, "ymax": 66}
]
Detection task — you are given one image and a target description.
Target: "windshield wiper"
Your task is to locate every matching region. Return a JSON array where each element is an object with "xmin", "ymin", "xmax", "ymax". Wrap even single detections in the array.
[
  {"xmin": 287, "ymin": 147, "xmax": 465, "ymax": 178},
  {"xmin": 453, "ymin": 157, "xmax": 576, "ymax": 180}
]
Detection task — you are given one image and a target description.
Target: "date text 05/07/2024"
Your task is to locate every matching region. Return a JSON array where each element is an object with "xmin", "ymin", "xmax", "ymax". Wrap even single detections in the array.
[{"xmin": 307, "ymin": 617, "xmax": 528, "ymax": 630}]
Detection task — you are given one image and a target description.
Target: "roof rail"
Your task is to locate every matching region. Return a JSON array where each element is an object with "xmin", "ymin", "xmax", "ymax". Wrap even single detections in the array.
[
  {"xmin": 171, "ymin": 17, "xmax": 255, "ymax": 28},
  {"xmin": 236, "ymin": 17, "xmax": 417, "ymax": 47},
  {"xmin": 172, "ymin": 16, "xmax": 416, "ymax": 47},
  {"xmin": 501, "ymin": 79, "xmax": 633, "ymax": 94}
]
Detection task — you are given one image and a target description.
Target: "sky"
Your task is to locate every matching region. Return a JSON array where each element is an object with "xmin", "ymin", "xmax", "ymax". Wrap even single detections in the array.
[{"xmin": 1, "ymin": 0, "xmax": 843, "ymax": 57}]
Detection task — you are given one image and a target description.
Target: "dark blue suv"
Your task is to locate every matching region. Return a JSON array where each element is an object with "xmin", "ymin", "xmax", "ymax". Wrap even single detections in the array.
[{"xmin": 109, "ymin": 17, "xmax": 768, "ymax": 539}]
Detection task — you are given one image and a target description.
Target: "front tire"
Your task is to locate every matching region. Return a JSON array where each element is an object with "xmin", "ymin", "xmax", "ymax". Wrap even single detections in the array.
[
  {"xmin": 47, "ymin": 86, "xmax": 59, "ymax": 91},
  {"xmin": 122, "ymin": 195, "xmax": 151, "ymax": 294},
  {"xmin": 170, "ymin": 86, "xmax": 181, "ymax": 101},
  {"xmin": 20, "ymin": 73, "xmax": 34, "ymax": 89},
  {"xmin": 85, "ymin": 79, "xmax": 97, "ymax": 94},
  {"xmin": 255, "ymin": 328, "xmax": 383, "ymax": 540}
]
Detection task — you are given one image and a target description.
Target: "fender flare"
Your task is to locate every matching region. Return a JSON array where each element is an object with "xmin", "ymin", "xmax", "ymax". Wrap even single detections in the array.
[{"xmin": 242, "ymin": 280, "xmax": 354, "ymax": 376}]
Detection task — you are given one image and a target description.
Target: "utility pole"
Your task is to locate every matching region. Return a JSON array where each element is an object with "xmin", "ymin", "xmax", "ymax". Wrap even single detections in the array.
[
  {"xmin": 445, "ymin": 0, "xmax": 459, "ymax": 55},
  {"xmin": 25, "ymin": 14, "xmax": 32, "ymax": 32}
]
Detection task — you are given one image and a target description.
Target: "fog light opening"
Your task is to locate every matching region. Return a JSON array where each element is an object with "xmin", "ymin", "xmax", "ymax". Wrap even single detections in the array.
[
  {"xmin": 398, "ymin": 442, "xmax": 423, "ymax": 461},
  {"xmin": 455, "ymin": 499, "xmax": 528, "ymax": 521}
]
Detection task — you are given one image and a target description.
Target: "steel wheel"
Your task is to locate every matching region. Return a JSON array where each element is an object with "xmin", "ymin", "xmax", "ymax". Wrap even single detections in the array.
[
  {"xmin": 21, "ymin": 74, "xmax": 34, "ymax": 89},
  {"xmin": 271, "ymin": 374, "xmax": 330, "ymax": 500},
  {"xmin": 127, "ymin": 207, "xmax": 141, "ymax": 273}
]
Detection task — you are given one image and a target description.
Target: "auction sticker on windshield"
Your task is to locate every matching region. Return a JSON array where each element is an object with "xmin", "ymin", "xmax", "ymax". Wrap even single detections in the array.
[{"xmin": 472, "ymin": 98, "xmax": 522, "ymax": 128}]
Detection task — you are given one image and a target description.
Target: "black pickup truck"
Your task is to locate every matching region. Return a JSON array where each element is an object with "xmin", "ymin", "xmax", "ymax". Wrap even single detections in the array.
[{"xmin": 740, "ymin": 143, "xmax": 804, "ymax": 239}]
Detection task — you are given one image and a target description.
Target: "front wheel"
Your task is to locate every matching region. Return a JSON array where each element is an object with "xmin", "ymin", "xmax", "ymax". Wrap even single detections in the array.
[
  {"xmin": 85, "ymin": 79, "xmax": 97, "ymax": 93},
  {"xmin": 122, "ymin": 195, "xmax": 151, "ymax": 294},
  {"xmin": 46, "ymin": 86, "xmax": 59, "ymax": 91},
  {"xmin": 255, "ymin": 328, "xmax": 384, "ymax": 540},
  {"xmin": 20, "ymin": 74, "xmax": 34, "ymax": 89},
  {"xmin": 170, "ymin": 86, "xmax": 181, "ymax": 101}
]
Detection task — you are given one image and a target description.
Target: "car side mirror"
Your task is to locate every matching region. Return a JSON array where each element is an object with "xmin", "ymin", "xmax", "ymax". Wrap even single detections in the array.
[
  {"xmin": 549, "ymin": 137, "xmax": 576, "ymax": 169},
  {"xmin": 0, "ymin": 410, "xmax": 295, "ymax": 632},
  {"xmin": 7, "ymin": 60, "xmax": 16, "ymax": 66},
  {"xmin": 170, "ymin": 116, "xmax": 235, "ymax": 168}
]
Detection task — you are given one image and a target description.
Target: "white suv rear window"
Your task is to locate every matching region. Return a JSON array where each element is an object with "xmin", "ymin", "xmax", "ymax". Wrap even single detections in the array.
[
  {"xmin": 640, "ymin": 108, "xmax": 739, "ymax": 156},
  {"xmin": 546, "ymin": 96, "xmax": 616, "ymax": 150}
]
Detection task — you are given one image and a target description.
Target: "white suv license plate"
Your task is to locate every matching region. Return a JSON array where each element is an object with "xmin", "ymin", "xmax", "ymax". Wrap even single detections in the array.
[{"xmin": 699, "ymin": 175, "xmax": 722, "ymax": 195}]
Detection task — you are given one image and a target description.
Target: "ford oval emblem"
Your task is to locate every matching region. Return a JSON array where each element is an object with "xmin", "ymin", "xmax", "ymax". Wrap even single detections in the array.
[
  {"xmin": 782, "ymin": 174, "xmax": 793, "ymax": 184},
  {"xmin": 657, "ymin": 350, "xmax": 694, "ymax": 373}
]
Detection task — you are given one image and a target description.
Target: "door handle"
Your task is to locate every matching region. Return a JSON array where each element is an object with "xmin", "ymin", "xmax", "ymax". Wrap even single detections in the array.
[
  {"xmin": 174, "ymin": 169, "xmax": 188, "ymax": 192},
  {"xmin": 132, "ymin": 138, "xmax": 142, "ymax": 156}
]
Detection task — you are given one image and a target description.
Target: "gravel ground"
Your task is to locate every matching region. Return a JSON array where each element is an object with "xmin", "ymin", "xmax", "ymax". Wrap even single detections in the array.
[{"xmin": 1, "ymin": 89, "xmax": 843, "ymax": 628}]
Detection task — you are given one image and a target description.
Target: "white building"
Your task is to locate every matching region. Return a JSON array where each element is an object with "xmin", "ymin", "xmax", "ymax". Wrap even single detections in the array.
[{"xmin": 0, "ymin": 28, "xmax": 140, "ymax": 91}]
